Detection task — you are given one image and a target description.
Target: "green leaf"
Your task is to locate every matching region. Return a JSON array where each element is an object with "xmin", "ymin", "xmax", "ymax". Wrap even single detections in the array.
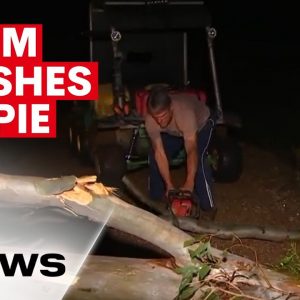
[
  {"xmin": 179, "ymin": 273, "xmax": 193, "ymax": 293},
  {"xmin": 184, "ymin": 238, "xmax": 197, "ymax": 247},
  {"xmin": 206, "ymin": 243, "xmax": 215, "ymax": 262},
  {"xmin": 184, "ymin": 235, "xmax": 208, "ymax": 248},
  {"xmin": 178, "ymin": 286, "xmax": 199, "ymax": 300},
  {"xmin": 198, "ymin": 264, "xmax": 211, "ymax": 280},
  {"xmin": 188, "ymin": 248, "xmax": 195, "ymax": 258},
  {"xmin": 175, "ymin": 265, "xmax": 199, "ymax": 275},
  {"xmin": 191, "ymin": 242, "xmax": 209, "ymax": 259},
  {"xmin": 192, "ymin": 234, "xmax": 207, "ymax": 242}
]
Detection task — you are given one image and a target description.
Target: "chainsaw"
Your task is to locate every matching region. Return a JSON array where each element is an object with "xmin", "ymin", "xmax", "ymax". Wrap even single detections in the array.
[{"xmin": 168, "ymin": 189, "xmax": 197, "ymax": 217}]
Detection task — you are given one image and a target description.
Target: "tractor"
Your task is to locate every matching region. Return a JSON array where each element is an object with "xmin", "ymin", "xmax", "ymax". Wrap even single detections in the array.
[{"xmin": 67, "ymin": 0, "xmax": 243, "ymax": 189}]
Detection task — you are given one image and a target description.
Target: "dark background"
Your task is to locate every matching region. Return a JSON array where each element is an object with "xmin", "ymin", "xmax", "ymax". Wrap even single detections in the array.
[
  {"xmin": 207, "ymin": 1, "xmax": 300, "ymax": 151},
  {"xmin": 0, "ymin": 0, "xmax": 300, "ymax": 151}
]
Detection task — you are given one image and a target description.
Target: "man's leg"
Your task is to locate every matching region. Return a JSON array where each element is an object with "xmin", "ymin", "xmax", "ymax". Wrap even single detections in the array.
[
  {"xmin": 194, "ymin": 117, "xmax": 215, "ymax": 211},
  {"xmin": 148, "ymin": 133, "xmax": 183, "ymax": 200}
]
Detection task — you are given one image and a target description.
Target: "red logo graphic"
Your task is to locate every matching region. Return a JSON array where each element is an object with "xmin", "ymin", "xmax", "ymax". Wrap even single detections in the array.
[{"xmin": 0, "ymin": 24, "xmax": 98, "ymax": 137}]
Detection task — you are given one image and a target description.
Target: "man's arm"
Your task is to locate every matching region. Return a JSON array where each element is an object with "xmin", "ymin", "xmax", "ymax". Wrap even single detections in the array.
[
  {"xmin": 152, "ymin": 137, "xmax": 174, "ymax": 193},
  {"xmin": 182, "ymin": 133, "xmax": 198, "ymax": 192}
]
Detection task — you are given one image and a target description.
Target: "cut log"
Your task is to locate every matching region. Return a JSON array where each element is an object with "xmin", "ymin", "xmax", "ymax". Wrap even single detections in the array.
[
  {"xmin": 0, "ymin": 173, "xmax": 300, "ymax": 299},
  {"xmin": 173, "ymin": 217, "xmax": 300, "ymax": 242},
  {"xmin": 123, "ymin": 174, "xmax": 300, "ymax": 242}
]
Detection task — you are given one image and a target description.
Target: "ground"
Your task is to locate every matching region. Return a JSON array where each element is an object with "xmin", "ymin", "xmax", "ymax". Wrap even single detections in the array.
[
  {"xmin": 126, "ymin": 140, "xmax": 300, "ymax": 268},
  {"xmin": 0, "ymin": 127, "xmax": 299, "ymax": 271},
  {"xmin": 211, "ymin": 143, "xmax": 300, "ymax": 267}
]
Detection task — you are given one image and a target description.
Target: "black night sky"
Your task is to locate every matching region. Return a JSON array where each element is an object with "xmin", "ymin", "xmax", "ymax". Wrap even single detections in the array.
[
  {"xmin": 0, "ymin": 0, "xmax": 90, "ymax": 61},
  {"xmin": 207, "ymin": 1, "xmax": 300, "ymax": 149}
]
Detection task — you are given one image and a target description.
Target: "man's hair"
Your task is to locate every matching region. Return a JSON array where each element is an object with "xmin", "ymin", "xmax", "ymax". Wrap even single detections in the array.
[{"xmin": 147, "ymin": 86, "xmax": 171, "ymax": 114}]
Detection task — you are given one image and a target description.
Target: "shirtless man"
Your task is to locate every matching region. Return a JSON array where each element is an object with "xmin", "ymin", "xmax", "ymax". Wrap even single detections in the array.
[{"xmin": 145, "ymin": 86, "xmax": 217, "ymax": 217}]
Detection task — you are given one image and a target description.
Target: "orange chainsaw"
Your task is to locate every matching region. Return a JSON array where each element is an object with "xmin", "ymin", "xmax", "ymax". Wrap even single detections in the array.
[{"xmin": 168, "ymin": 189, "xmax": 194, "ymax": 217}]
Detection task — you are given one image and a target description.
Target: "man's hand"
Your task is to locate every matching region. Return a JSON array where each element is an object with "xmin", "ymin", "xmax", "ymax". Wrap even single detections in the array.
[
  {"xmin": 165, "ymin": 183, "xmax": 175, "ymax": 198},
  {"xmin": 180, "ymin": 181, "xmax": 194, "ymax": 193}
]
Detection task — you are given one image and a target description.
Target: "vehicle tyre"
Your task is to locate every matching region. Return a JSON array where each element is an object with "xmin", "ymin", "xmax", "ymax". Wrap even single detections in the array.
[
  {"xmin": 93, "ymin": 144, "xmax": 127, "ymax": 189},
  {"xmin": 208, "ymin": 136, "xmax": 243, "ymax": 182}
]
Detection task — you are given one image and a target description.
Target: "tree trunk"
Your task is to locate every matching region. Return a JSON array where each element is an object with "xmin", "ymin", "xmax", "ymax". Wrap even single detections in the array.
[
  {"xmin": 123, "ymin": 173, "xmax": 300, "ymax": 242},
  {"xmin": 0, "ymin": 173, "xmax": 191, "ymax": 265},
  {"xmin": 174, "ymin": 217, "xmax": 300, "ymax": 242}
]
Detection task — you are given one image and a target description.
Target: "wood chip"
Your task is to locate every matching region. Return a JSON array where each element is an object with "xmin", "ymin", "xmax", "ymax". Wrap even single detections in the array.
[
  {"xmin": 60, "ymin": 185, "xmax": 93, "ymax": 205},
  {"xmin": 85, "ymin": 182, "xmax": 117, "ymax": 196}
]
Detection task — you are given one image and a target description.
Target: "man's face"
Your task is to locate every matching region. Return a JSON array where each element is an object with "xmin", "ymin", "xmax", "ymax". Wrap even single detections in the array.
[{"xmin": 151, "ymin": 107, "xmax": 173, "ymax": 128}]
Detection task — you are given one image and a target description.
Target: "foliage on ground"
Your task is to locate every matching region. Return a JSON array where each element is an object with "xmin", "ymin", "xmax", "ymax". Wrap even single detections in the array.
[
  {"xmin": 273, "ymin": 242, "xmax": 300, "ymax": 279},
  {"xmin": 174, "ymin": 235, "xmax": 297, "ymax": 300}
]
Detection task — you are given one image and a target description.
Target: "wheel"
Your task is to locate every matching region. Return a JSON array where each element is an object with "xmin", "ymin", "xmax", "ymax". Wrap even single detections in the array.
[
  {"xmin": 93, "ymin": 144, "xmax": 127, "ymax": 189},
  {"xmin": 208, "ymin": 135, "xmax": 243, "ymax": 182}
]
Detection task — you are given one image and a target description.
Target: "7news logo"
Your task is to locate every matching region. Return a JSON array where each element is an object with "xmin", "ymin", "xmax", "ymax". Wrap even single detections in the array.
[{"xmin": 0, "ymin": 253, "xmax": 65, "ymax": 277}]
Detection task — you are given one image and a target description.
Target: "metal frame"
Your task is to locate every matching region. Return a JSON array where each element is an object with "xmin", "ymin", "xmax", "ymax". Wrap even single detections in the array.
[
  {"xmin": 83, "ymin": 0, "xmax": 232, "ymax": 174},
  {"xmin": 89, "ymin": 0, "xmax": 224, "ymax": 123},
  {"xmin": 103, "ymin": 1, "xmax": 204, "ymax": 6}
]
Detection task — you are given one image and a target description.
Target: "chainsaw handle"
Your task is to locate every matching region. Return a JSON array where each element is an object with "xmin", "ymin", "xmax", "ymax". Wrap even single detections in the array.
[
  {"xmin": 167, "ymin": 189, "xmax": 178, "ymax": 197},
  {"xmin": 178, "ymin": 190, "xmax": 193, "ymax": 197},
  {"xmin": 167, "ymin": 189, "xmax": 193, "ymax": 200}
]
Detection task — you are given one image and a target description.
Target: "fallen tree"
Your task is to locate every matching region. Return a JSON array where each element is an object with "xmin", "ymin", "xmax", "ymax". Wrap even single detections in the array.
[
  {"xmin": 123, "ymin": 173, "xmax": 300, "ymax": 242},
  {"xmin": 0, "ymin": 173, "xmax": 299, "ymax": 299},
  {"xmin": 168, "ymin": 217, "xmax": 300, "ymax": 242}
]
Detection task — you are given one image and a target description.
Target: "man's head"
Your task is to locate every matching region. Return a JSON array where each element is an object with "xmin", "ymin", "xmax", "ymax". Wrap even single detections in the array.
[{"xmin": 147, "ymin": 86, "xmax": 173, "ymax": 128}]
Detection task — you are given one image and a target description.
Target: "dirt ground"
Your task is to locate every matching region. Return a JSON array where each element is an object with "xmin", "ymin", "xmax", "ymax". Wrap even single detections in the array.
[
  {"xmin": 127, "ymin": 141, "xmax": 300, "ymax": 268},
  {"xmin": 211, "ymin": 143, "xmax": 300, "ymax": 267},
  {"xmin": 198, "ymin": 143, "xmax": 300, "ymax": 268}
]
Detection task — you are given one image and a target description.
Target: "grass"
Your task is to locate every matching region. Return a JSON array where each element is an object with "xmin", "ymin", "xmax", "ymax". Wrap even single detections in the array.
[{"xmin": 274, "ymin": 242, "xmax": 300, "ymax": 279}]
